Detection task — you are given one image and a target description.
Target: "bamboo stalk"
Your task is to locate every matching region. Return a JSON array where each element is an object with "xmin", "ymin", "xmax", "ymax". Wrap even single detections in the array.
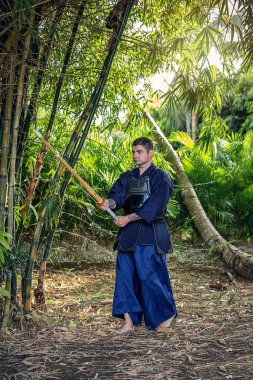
[
  {"xmin": 23, "ymin": 207, "xmax": 46, "ymax": 312},
  {"xmin": 0, "ymin": 28, "xmax": 17, "ymax": 67},
  {"xmin": 34, "ymin": 231, "xmax": 53, "ymax": 308},
  {"xmin": 0, "ymin": 56, "xmax": 16, "ymax": 229},
  {"xmin": 16, "ymin": 4, "xmax": 65, "ymax": 173},
  {"xmin": 0, "ymin": 271, "xmax": 11, "ymax": 330},
  {"xmin": 21, "ymin": 131, "xmax": 50, "ymax": 218},
  {"xmin": 15, "ymin": 8, "xmax": 43, "ymax": 173},
  {"xmin": 7, "ymin": 13, "xmax": 34, "ymax": 239},
  {"xmin": 191, "ymin": 109, "xmax": 199, "ymax": 143},
  {"xmin": 6, "ymin": 14, "xmax": 35, "ymax": 308},
  {"xmin": 46, "ymin": 0, "xmax": 87, "ymax": 134}
]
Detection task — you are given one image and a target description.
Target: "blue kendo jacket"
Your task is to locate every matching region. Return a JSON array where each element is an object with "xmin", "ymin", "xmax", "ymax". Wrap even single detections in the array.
[{"xmin": 108, "ymin": 163, "xmax": 173, "ymax": 254}]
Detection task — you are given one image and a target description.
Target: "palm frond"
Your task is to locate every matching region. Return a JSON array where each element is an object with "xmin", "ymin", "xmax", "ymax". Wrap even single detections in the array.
[{"xmin": 169, "ymin": 131, "xmax": 195, "ymax": 149}]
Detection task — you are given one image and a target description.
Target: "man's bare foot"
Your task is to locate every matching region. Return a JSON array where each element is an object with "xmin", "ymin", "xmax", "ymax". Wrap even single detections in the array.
[
  {"xmin": 115, "ymin": 324, "xmax": 134, "ymax": 334},
  {"xmin": 157, "ymin": 314, "xmax": 176, "ymax": 330}
]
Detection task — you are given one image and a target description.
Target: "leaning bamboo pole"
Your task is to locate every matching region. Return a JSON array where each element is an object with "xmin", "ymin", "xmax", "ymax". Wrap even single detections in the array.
[
  {"xmin": 23, "ymin": 0, "xmax": 136, "ymax": 313},
  {"xmin": 145, "ymin": 109, "xmax": 253, "ymax": 280}
]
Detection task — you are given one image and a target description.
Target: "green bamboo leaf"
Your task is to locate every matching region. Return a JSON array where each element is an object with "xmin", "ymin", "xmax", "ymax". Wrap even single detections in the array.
[
  {"xmin": 0, "ymin": 249, "xmax": 4, "ymax": 265},
  {"xmin": 0, "ymin": 231, "xmax": 12, "ymax": 239},
  {"xmin": 233, "ymin": 24, "xmax": 243, "ymax": 41},
  {"xmin": 27, "ymin": 204, "xmax": 39, "ymax": 221},
  {"xmin": 0, "ymin": 239, "xmax": 10, "ymax": 251},
  {"xmin": 194, "ymin": 28, "xmax": 205, "ymax": 47},
  {"xmin": 0, "ymin": 231, "xmax": 11, "ymax": 251},
  {"xmin": 0, "ymin": 287, "xmax": 10, "ymax": 297}
]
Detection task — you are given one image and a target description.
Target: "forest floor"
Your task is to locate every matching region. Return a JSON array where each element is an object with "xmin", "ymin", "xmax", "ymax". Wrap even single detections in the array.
[{"xmin": 0, "ymin": 245, "xmax": 253, "ymax": 379}]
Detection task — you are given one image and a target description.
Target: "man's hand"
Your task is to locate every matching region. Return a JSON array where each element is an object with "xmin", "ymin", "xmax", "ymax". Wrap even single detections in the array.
[
  {"xmin": 98, "ymin": 198, "xmax": 116, "ymax": 211},
  {"xmin": 98, "ymin": 199, "xmax": 110, "ymax": 211},
  {"xmin": 114, "ymin": 213, "xmax": 141, "ymax": 228},
  {"xmin": 114, "ymin": 216, "xmax": 130, "ymax": 228}
]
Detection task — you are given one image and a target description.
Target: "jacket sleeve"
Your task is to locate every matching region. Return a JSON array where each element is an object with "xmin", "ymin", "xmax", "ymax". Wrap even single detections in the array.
[
  {"xmin": 108, "ymin": 173, "xmax": 128, "ymax": 211},
  {"xmin": 135, "ymin": 171, "xmax": 173, "ymax": 223}
]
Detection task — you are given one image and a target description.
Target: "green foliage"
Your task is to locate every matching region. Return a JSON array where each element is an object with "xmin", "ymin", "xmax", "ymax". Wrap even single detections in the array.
[
  {"xmin": 13, "ymin": 0, "xmax": 32, "ymax": 24},
  {"xmin": 0, "ymin": 230, "xmax": 11, "ymax": 268},
  {"xmin": 218, "ymin": 71, "xmax": 253, "ymax": 133},
  {"xmin": 168, "ymin": 126, "xmax": 253, "ymax": 238}
]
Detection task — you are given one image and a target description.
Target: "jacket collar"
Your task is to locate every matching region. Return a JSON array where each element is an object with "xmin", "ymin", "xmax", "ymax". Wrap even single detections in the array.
[{"xmin": 137, "ymin": 163, "xmax": 155, "ymax": 177}]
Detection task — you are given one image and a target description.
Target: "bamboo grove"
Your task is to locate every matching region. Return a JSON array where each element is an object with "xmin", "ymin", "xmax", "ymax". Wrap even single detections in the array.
[{"xmin": 0, "ymin": 0, "xmax": 253, "ymax": 329}]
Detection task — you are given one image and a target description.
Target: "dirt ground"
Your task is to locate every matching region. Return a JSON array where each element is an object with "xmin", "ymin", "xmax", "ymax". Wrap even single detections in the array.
[{"xmin": 0, "ymin": 250, "xmax": 253, "ymax": 379}]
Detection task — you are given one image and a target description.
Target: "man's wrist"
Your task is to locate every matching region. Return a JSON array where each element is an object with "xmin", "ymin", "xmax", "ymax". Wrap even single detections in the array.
[{"xmin": 127, "ymin": 213, "xmax": 141, "ymax": 222}]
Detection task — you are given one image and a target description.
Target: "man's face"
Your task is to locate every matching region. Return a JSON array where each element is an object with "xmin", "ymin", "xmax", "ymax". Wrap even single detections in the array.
[{"xmin": 132, "ymin": 145, "xmax": 153, "ymax": 167}]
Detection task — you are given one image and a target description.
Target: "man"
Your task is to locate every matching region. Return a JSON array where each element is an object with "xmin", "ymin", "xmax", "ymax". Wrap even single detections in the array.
[{"xmin": 100, "ymin": 137, "xmax": 177, "ymax": 333}]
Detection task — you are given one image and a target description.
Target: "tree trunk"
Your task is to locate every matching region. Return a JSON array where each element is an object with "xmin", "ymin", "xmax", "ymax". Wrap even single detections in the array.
[{"xmin": 145, "ymin": 110, "xmax": 253, "ymax": 281}]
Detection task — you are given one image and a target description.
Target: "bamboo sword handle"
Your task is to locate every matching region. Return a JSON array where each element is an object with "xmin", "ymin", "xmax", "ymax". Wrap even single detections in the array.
[{"xmin": 34, "ymin": 130, "xmax": 118, "ymax": 221}]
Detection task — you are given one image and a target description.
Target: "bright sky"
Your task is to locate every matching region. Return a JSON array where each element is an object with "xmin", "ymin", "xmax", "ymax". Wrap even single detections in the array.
[{"xmin": 148, "ymin": 72, "xmax": 174, "ymax": 92}]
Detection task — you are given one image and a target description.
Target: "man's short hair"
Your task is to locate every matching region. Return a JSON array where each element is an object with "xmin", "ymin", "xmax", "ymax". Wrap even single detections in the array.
[{"xmin": 132, "ymin": 137, "xmax": 153, "ymax": 151}]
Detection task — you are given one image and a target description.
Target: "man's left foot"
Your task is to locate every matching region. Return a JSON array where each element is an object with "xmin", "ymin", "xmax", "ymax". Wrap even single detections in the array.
[
  {"xmin": 157, "ymin": 315, "xmax": 176, "ymax": 330},
  {"xmin": 114, "ymin": 324, "xmax": 134, "ymax": 334}
]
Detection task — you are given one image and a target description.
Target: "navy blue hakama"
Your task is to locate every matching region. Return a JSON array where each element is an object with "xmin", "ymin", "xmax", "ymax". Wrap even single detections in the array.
[{"xmin": 112, "ymin": 244, "xmax": 178, "ymax": 329}]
